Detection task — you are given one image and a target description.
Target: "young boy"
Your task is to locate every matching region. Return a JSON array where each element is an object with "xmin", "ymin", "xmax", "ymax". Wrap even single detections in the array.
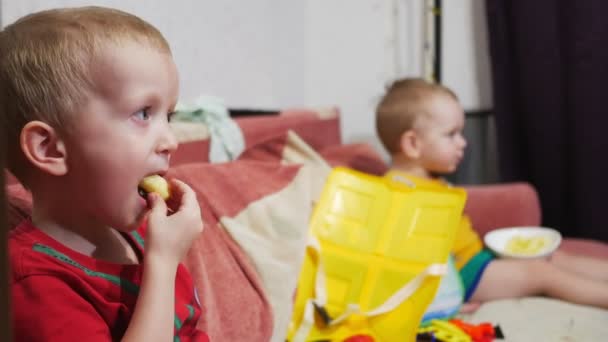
[
  {"xmin": 375, "ymin": 78, "xmax": 608, "ymax": 310},
  {"xmin": 1, "ymin": 7, "xmax": 208, "ymax": 340}
]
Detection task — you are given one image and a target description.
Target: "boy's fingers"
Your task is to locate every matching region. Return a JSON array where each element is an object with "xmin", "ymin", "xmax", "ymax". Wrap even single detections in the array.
[
  {"xmin": 147, "ymin": 193, "xmax": 168, "ymax": 218},
  {"xmin": 167, "ymin": 179, "xmax": 197, "ymax": 209},
  {"xmin": 169, "ymin": 179, "xmax": 192, "ymax": 197}
]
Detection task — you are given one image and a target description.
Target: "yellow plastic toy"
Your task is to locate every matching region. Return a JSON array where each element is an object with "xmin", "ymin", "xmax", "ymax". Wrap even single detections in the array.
[{"xmin": 287, "ymin": 167, "xmax": 466, "ymax": 341}]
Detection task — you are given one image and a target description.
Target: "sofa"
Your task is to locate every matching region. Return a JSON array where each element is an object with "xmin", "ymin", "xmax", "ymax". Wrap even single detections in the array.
[{"xmin": 5, "ymin": 108, "xmax": 608, "ymax": 341}]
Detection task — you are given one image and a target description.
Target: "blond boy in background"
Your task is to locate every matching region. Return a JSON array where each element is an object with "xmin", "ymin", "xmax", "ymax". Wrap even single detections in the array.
[{"xmin": 376, "ymin": 78, "xmax": 608, "ymax": 310}]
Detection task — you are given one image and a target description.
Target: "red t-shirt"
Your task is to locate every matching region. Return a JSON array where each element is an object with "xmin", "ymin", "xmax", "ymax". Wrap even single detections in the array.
[{"xmin": 10, "ymin": 219, "xmax": 209, "ymax": 341}]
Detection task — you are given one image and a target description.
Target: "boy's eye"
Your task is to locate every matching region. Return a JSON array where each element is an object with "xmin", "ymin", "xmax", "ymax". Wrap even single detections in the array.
[
  {"xmin": 449, "ymin": 130, "xmax": 461, "ymax": 137},
  {"xmin": 133, "ymin": 108, "xmax": 150, "ymax": 121}
]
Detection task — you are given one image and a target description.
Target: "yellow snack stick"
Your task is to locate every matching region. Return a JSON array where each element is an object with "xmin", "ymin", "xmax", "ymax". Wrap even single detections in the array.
[{"xmin": 139, "ymin": 175, "xmax": 170, "ymax": 200}]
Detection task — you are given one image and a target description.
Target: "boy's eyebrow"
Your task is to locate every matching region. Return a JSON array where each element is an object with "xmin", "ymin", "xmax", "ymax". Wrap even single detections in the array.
[{"xmin": 121, "ymin": 89, "xmax": 176, "ymax": 108}]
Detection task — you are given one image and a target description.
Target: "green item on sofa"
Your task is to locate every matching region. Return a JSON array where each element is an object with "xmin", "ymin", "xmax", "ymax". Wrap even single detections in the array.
[{"xmin": 174, "ymin": 95, "xmax": 245, "ymax": 163}]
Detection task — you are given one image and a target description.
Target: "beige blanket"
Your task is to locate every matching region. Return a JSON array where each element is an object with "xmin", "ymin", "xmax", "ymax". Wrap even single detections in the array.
[{"xmin": 458, "ymin": 297, "xmax": 608, "ymax": 341}]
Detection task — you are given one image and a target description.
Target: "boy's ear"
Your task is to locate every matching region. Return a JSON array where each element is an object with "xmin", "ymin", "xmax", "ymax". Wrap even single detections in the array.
[
  {"xmin": 20, "ymin": 121, "xmax": 68, "ymax": 176},
  {"xmin": 399, "ymin": 129, "xmax": 421, "ymax": 159}
]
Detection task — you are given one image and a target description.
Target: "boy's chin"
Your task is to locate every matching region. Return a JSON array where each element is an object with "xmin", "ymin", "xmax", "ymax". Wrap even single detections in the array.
[
  {"xmin": 114, "ymin": 215, "xmax": 147, "ymax": 233},
  {"xmin": 130, "ymin": 214, "xmax": 148, "ymax": 230}
]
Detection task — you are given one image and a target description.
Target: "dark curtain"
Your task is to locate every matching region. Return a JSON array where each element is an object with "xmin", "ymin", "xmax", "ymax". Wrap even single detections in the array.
[{"xmin": 486, "ymin": 0, "xmax": 608, "ymax": 241}]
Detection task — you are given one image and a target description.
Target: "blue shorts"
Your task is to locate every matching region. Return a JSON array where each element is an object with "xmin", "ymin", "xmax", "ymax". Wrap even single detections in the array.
[{"xmin": 459, "ymin": 249, "xmax": 494, "ymax": 301}]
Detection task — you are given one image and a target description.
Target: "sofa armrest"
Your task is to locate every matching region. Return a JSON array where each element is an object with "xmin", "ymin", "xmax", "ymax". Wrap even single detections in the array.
[
  {"xmin": 463, "ymin": 182, "xmax": 608, "ymax": 259},
  {"xmin": 463, "ymin": 182, "xmax": 541, "ymax": 237}
]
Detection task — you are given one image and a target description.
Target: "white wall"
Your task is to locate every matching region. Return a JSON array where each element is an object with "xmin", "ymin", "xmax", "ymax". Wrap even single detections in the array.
[
  {"xmin": 2, "ymin": 1, "xmax": 491, "ymax": 147},
  {"xmin": 304, "ymin": 0, "xmax": 428, "ymax": 153},
  {"xmin": 2, "ymin": 0, "xmax": 308, "ymax": 108},
  {"xmin": 443, "ymin": 1, "xmax": 492, "ymax": 111}
]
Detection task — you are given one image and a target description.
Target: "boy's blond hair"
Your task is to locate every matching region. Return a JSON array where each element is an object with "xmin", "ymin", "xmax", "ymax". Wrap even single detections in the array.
[
  {"xmin": 0, "ymin": 6, "xmax": 171, "ymax": 182},
  {"xmin": 375, "ymin": 78, "xmax": 457, "ymax": 153}
]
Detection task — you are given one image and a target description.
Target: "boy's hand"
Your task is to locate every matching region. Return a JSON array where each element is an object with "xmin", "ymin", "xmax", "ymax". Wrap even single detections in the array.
[{"xmin": 144, "ymin": 179, "xmax": 203, "ymax": 267}]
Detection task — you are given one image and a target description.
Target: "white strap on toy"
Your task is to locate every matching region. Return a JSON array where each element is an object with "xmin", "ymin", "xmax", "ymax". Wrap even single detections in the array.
[
  {"xmin": 330, "ymin": 262, "xmax": 447, "ymax": 324},
  {"xmin": 391, "ymin": 174, "xmax": 416, "ymax": 188},
  {"xmin": 291, "ymin": 235, "xmax": 447, "ymax": 342},
  {"xmin": 291, "ymin": 297, "xmax": 318, "ymax": 342}
]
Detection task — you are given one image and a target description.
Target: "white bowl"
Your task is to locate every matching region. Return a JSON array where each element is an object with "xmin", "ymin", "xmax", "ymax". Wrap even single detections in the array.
[{"xmin": 484, "ymin": 226, "xmax": 562, "ymax": 259}]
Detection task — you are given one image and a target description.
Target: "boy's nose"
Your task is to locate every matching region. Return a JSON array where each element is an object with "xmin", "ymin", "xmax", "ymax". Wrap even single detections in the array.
[
  {"xmin": 458, "ymin": 134, "xmax": 467, "ymax": 148},
  {"xmin": 156, "ymin": 125, "xmax": 178, "ymax": 155}
]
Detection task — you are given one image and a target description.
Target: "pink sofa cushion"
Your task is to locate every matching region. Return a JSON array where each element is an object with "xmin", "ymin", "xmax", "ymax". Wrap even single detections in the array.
[
  {"xmin": 6, "ymin": 183, "xmax": 31, "ymax": 229},
  {"xmin": 560, "ymin": 238, "xmax": 608, "ymax": 259},
  {"xmin": 238, "ymin": 108, "xmax": 341, "ymax": 151},
  {"xmin": 463, "ymin": 182, "xmax": 542, "ymax": 237},
  {"xmin": 171, "ymin": 108, "xmax": 341, "ymax": 166},
  {"xmin": 319, "ymin": 143, "xmax": 389, "ymax": 176}
]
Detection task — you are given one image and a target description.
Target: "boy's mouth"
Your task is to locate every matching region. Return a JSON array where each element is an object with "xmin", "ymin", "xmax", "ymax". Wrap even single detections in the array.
[{"xmin": 138, "ymin": 187, "xmax": 148, "ymax": 199}]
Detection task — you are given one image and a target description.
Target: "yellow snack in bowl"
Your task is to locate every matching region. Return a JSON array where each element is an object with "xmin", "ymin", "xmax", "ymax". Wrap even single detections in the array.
[
  {"xmin": 138, "ymin": 175, "xmax": 170, "ymax": 200},
  {"xmin": 504, "ymin": 235, "xmax": 548, "ymax": 255}
]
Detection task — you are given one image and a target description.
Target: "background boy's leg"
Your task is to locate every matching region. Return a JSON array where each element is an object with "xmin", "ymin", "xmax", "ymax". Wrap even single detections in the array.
[
  {"xmin": 469, "ymin": 258, "xmax": 608, "ymax": 309},
  {"xmin": 550, "ymin": 250, "xmax": 608, "ymax": 281}
]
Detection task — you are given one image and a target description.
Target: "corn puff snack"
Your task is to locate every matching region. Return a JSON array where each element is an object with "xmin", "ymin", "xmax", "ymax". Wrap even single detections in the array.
[
  {"xmin": 138, "ymin": 175, "xmax": 170, "ymax": 200},
  {"xmin": 504, "ymin": 235, "xmax": 549, "ymax": 255}
]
